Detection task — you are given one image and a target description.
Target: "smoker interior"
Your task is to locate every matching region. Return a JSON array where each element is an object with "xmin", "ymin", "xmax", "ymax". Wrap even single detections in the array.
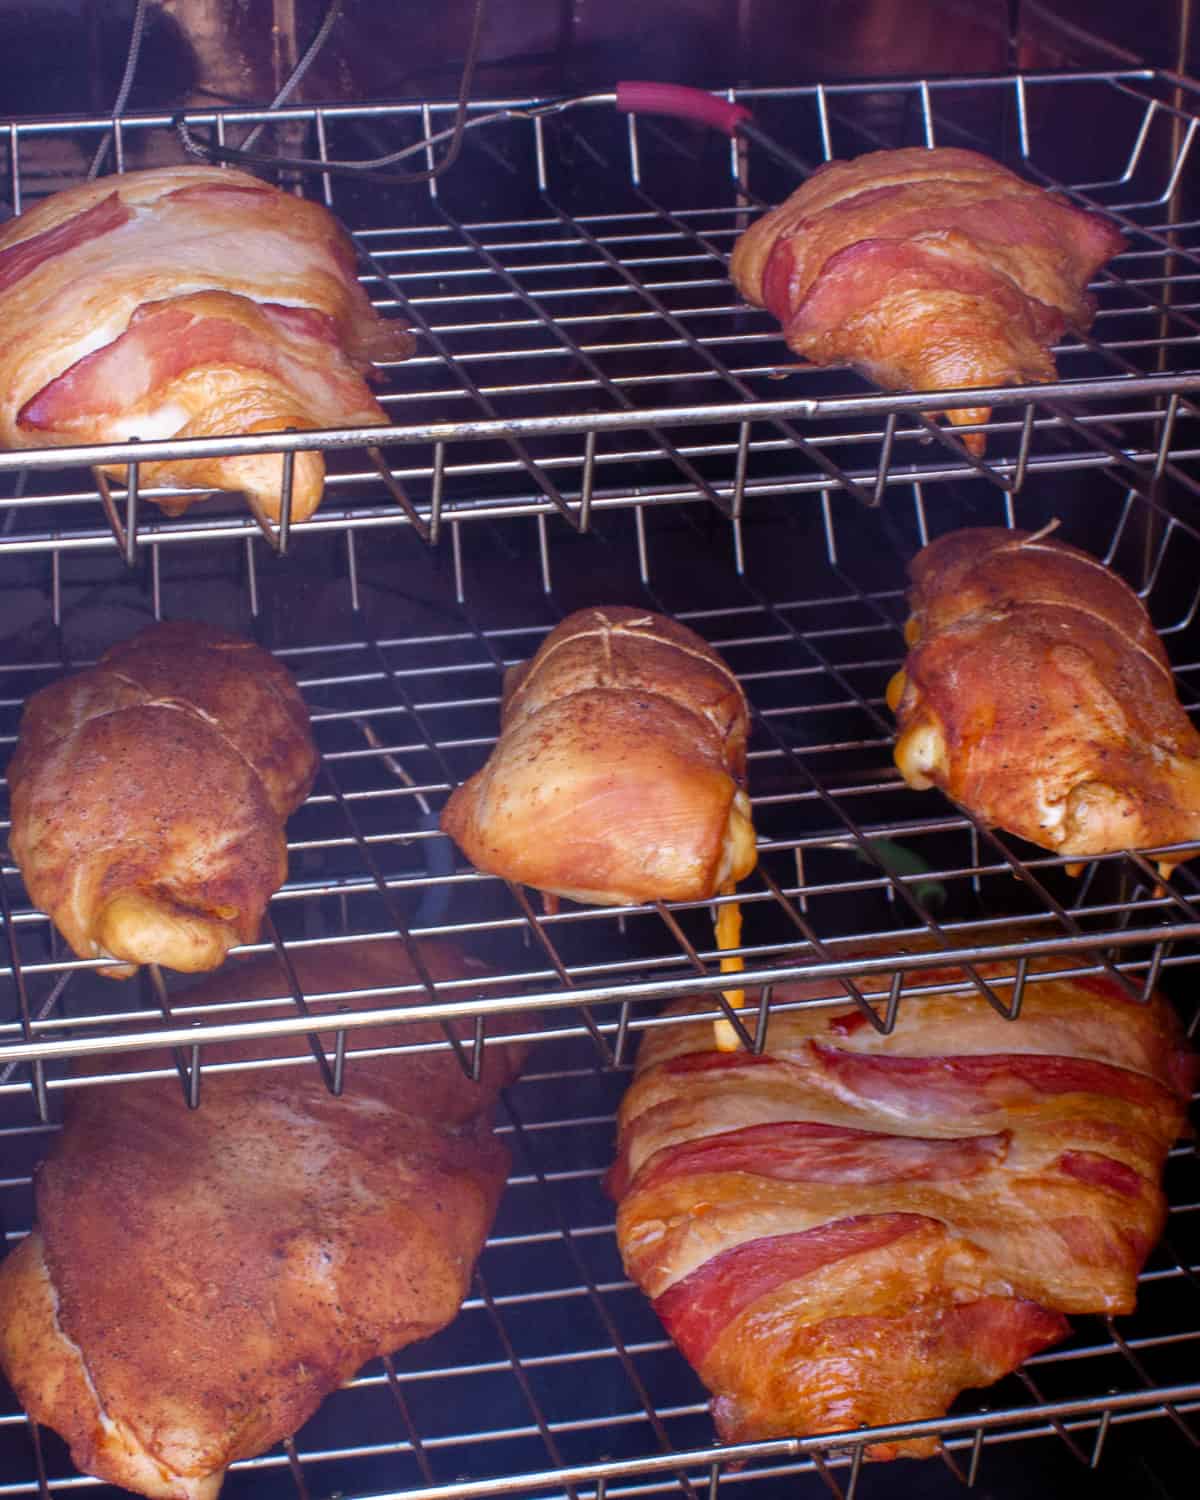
[{"xmin": 0, "ymin": 68, "xmax": 1199, "ymax": 1500}]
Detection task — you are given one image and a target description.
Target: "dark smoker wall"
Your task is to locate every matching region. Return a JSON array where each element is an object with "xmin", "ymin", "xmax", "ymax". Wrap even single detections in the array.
[{"xmin": 0, "ymin": 0, "xmax": 1196, "ymax": 121}]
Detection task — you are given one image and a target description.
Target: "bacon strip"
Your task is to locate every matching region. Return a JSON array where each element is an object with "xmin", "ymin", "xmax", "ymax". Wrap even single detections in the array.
[
  {"xmin": 653, "ymin": 1215, "xmax": 930, "ymax": 1367},
  {"xmin": 18, "ymin": 294, "xmax": 378, "ymax": 434},
  {"xmin": 942, "ymin": 1295, "xmax": 1071, "ymax": 1371},
  {"xmin": 258, "ymin": 302, "xmax": 342, "ymax": 346},
  {"xmin": 664, "ymin": 1050, "xmax": 780, "ymax": 1075},
  {"xmin": 163, "ymin": 183, "xmax": 274, "ymax": 206},
  {"xmin": 0, "ymin": 193, "xmax": 130, "ymax": 296},
  {"xmin": 627, "ymin": 1120, "xmax": 1008, "ymax": 1195},
  {"xmin": 163, "ymin": 182, "xmax": 360, "ymax": 279},
  {"xmin": 1047, "ymin": 1212, "xmax": 1147, "ymax": 1268},
  {"xmin": 763, "ymin": 189, "xmax": 1111, "ymax": 327},
  {"xmin": 1058, "ymin": 1150, "xmax": 1146, "ymax": 1198},
  {"xmin": 811, "ymin": 1040, "xmax": 1173, "ymax": 1115}
]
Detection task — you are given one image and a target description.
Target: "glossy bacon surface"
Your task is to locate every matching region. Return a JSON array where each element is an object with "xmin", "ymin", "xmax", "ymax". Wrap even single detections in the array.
[
  {"xmin": 890, "ymin": 527, "xmax": 1200, "ymax": 868},
  {"xmin": 612, "ymin": 949, "xmax": 1191, "ymax": 1456},
  {"xmin": 729, "ymin": 147, "xmax": 1123, "ymax": 453},
  {"xmin": 7, "ymin": 620, "xmax": 318, "ymax": 977},
  {"xmin": 0, "ymin": 166, "xmax": 413, "ymax": 521},
  {"xmin": 441, "ymin": 607, "xmax": 756, "ymax": 904},
  {"xmin": 0, "ymin": 940, "xmax": 530, "ymax": 1500}
]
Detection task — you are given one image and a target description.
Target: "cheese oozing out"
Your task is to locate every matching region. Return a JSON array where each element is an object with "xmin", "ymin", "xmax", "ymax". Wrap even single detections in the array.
[
  {"xmin": 713, "ymin": 888, "xmax": 748, "ymax": 1051},
  {"xmin": 894, "ymin": 717, "xmax": 947, "ymax": 791},
  {"xmin": 715, "ymin": 788, "xmax": 756, "ymax": 890}
]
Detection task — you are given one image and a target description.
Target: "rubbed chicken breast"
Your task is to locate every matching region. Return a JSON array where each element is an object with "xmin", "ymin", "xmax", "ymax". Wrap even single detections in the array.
[
  {"xmin": 0, "ymin": 939, "xmax": 530, "ymax": 1500},
  {"xmin": 7, "ymin": 620, "xmax": 317, "ymax": 975},
  {"xmin": 889, "ymin": 526, "xmax": 1200, "ymax": 873}
]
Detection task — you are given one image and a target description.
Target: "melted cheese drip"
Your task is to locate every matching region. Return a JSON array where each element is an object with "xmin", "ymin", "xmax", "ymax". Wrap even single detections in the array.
[{"xmin": 714, "ymin": 888, "xmax": 746, "ymax": 1051}]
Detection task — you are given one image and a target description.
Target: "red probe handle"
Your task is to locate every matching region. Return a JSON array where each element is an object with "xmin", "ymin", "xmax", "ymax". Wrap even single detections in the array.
[{"xmin": 615, "ymin": 81, "xmax": 752, "ymax": 136}]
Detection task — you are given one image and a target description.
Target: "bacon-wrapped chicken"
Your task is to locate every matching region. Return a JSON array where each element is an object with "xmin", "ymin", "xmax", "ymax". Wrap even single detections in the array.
[
  {"xmin": 0, "ymin": 165, "xmax": 413, "ymax": 521},
  {"xmin": 729, "ymin": 147, "xmax": 1124, "ymax": 452},
  {"xmin": 610, "ymin": 952, "xmax": 1192, "ymax": 1455}
]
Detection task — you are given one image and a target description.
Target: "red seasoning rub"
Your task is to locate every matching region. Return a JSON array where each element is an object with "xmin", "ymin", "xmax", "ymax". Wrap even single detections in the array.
[
  {"xmin": 610, "ymin": 951, "xmax": 1192, "ymax": 1456},
  {"xmin": 889, "ymin": 527, "xmax": 1200, "ymax": 874},
  {"xmin": 0, "ymin": 940, "xmax": 530, "ymax": 1500},
  {"xmin": 441, "ymin": 607, "xmax": 756, "ymax": 906},
  {"xmin": 0, "ymin": 165, "xmax": 413, "ymax": 521},
  {"xmin": 7, "ymin": 621, "xmax": 318, "ymax": 977},
  {"xmin": 729, "ymin": 147, "xmax": 1124, "ymax": 453}
]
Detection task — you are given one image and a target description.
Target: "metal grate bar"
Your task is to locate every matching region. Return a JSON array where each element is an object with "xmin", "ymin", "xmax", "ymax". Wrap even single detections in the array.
[
  {"xmin": 542, "ymin": 145, "xmax": 878, "ymax": 508},
  {"xmin": 303, "ymin": 744, "xmax": 477, "ymax": 1081},
  {"xmin": 348, "ymin": 237, "xmax": 579, "ymax": 536},
  {"xmin": 436, "ymin": 204, "xmax": 737, "ymax": 524}
]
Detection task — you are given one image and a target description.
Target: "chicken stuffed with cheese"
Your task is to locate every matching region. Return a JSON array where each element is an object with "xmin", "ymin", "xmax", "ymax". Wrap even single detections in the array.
[{"xmin": 441, "ymin": 606, "xmax": 757, "ymax": 906}]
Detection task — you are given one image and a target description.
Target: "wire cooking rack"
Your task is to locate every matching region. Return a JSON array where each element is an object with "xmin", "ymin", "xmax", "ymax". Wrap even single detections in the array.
[
  {"xmin": 0, "ymin": 69, "xmax": 1197, "ymax": 555},
  {"xmin": 0, "ymin": 66, "xmax": 1198, "ymax": 1500}
]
